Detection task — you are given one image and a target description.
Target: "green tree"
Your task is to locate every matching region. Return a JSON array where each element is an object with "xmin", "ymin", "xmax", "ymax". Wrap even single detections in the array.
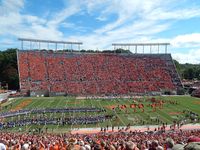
[
  {"xmin": 194, "ymin": 67, "xmax": 200, "ymax": 80},
  {"xmin": 183, "ymin": 68, "xmax": 195, "ymax": 80},
  {"xmin": 0, "ymin": 49, "xmax": 19, "ymax": 90}
]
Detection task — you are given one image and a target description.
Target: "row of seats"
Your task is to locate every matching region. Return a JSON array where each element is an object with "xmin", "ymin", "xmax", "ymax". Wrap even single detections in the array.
[{"xmin": 18, "ymin": 51, "xmax": 181, "ymax": 95}]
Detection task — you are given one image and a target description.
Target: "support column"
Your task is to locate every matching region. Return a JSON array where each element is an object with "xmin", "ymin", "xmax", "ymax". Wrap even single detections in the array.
[
  {"xmin": 21, "ymin": 41, "xmax": 23, "ymax": 50},
  {"xmin": 150, "ymin": 45, "xmax": 152, "ymax": 53},
  {"xmin": 39, "ymin": 42, "xmax": 41, "ymax": 50},
  {"xmin": 78, "ymin": 44, "xmax": 80, "ymax": 51},
  {"xmin": 55, "ymin": 43, "xmax": 57, "ymax": 51},
  {"xmin": 136, "ymin": 45, "xmax": 137, "ymax": 53},
  {"xmin": 143, "ymin": 45, "xmax": 144, "ymax": 53}
]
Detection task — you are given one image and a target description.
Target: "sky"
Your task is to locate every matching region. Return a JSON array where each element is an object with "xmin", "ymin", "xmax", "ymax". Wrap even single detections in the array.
[{"xmin": 0, "ymin": 0, "xmax": 200, "ymax": 64}]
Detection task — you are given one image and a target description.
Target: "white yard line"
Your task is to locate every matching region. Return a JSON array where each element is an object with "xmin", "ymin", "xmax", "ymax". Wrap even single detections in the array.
[
  {"xmin": 90, "ymin": 99, "xmax": 99, "ymax": 128},
  {"xmin": 126, "ymin": 98, "xmax": 146, "ymax": 123},
  {"xmin": 25, "ymin": 98, "xmax": 47, "ymax": 132},
  {"xmin": 83, "ymin": 99, "xmax": 87, "ymax": 129},
  {"xmin": 73, "ymin": 98, "xmax": 78, "ymax": 131},
  {"xmin": 98, "ymin": 100, "xmax": 112, "ymax": 127},
  {"xmin": 104, "ymin": 99, "xmax": 126, "ymax": 126},
  {"xmin": 39, "ymin": 99, "xmax": 52, "ymax": 132},
  {"xmin": 55, "ymin": 98, "xmax": 64, "ymax": 131}
]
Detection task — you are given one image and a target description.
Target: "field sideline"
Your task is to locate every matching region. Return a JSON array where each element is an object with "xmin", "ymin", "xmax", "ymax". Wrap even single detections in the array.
[{"xmin": 1, "ymin": 95, "xmax": 200, "ymax": 133}]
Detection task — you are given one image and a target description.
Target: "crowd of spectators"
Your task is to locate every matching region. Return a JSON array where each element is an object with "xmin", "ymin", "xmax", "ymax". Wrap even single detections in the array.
[
  {"xmin": 18, "ymin": 51, "xmax": 182, "ymax": 96},
  {"xmin": 0, "ymin": 128, "xmax": 200, "ymax": 149}
]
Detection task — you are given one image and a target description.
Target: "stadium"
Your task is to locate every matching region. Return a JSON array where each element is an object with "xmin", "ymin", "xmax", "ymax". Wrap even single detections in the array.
[
  {"xmin": 0, "ymin": 1, "xmax": 200, "ymax": 149},
  {"xmin": 0, "ymin": 38, "xmax": 200, "ymax": 149},
  {"xmin": 17, "ymin": 40, "xmax": 182, "ymax": 97}
]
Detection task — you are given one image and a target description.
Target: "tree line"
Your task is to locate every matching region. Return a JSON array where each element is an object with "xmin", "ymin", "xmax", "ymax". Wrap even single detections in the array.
[
  {"xmin": 0, "ymin": 49, "xmax": 199, "ymax": 90},
  {"xmin": 0, "ymin": 49, "xmax": 19, "ymax": 90},
  {"xmin": 174, "ymin": 60, "xmax": 200, "ymax": 80}
]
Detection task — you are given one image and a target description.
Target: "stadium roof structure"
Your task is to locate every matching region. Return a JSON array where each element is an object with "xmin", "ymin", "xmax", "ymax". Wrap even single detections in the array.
[
  {"xmin": 18, "ymin": 38, "xmax": 83, "ymax": 51},
  {"xmin": 112, "ymin": 43, "xmax": 170, "ymax": 54}
]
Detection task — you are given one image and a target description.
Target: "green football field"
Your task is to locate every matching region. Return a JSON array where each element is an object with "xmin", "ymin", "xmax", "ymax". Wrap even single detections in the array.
[{"xmin": 1, "ymin": 95, "xmax": 200, "ymax": 133}]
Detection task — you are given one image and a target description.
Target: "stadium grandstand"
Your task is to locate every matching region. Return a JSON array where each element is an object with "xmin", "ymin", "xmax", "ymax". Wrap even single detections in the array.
[
  {"xmin": 0, "ymin": 39, "xmax": 199, "ymax": 150},
  {"xmin": 17, "ymin": 39, "xmax": 182, "ymax": 97}
]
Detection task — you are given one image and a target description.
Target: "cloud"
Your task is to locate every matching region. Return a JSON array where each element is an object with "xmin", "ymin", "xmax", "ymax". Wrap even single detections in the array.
[
  {"xmin": 0, "ymin": 0, "xmax": 24, "ymax": 14},
  {"xmin": 169, "ymin": 33, "xmax": 200, "ymax": 64},
  {"xmin": 142, "ymin": 33, "xmax": 200, "ymax": 64},
  {"xmin": 78, "ymin": 0, "xmax": 200, "ymax": 51},
  {"xmin": 0, "ymin": 0, "xmax": 81, "ymax": 44},
  {"xmin": 47, "ymin": 1, "xmax": 81, "ymax": 27},
  {"xmin": 93, "ymin": 0, "xmax": 190, "ymax": 34},
  {"xmin": 171, "ymin": 33, "xmax": 200, "ymax": 48},
  {"xmin": 94, "ymin": 0, "xmax": 147, "ymax": 34},
  {"xmin": 147, "ymin": 7, "xmax": 200, "ymax": 21},
  {"xmin": 1, "ymin": 0, "xmax": 200, "ymax": 64},
  {"xmin": 172, "ymin": 49, "xmax": 200, "ymax": 64}
]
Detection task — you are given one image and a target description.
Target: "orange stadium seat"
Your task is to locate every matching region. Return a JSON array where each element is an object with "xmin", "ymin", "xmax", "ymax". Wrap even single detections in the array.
[{"xmin": 18, "ymin": 51, "xmax": 182, "ymax": 96}]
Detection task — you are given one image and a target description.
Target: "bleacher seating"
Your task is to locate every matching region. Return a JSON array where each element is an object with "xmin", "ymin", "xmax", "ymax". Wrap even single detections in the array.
[{"xmin": 18, "ymin": 50, "xmax": 182, "ymax": 96}]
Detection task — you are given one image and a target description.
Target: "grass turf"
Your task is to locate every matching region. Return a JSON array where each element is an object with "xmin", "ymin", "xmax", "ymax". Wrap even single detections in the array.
[{"xmin": 1, "ymin": 95, "xmax": 200, "ymax": 133}]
